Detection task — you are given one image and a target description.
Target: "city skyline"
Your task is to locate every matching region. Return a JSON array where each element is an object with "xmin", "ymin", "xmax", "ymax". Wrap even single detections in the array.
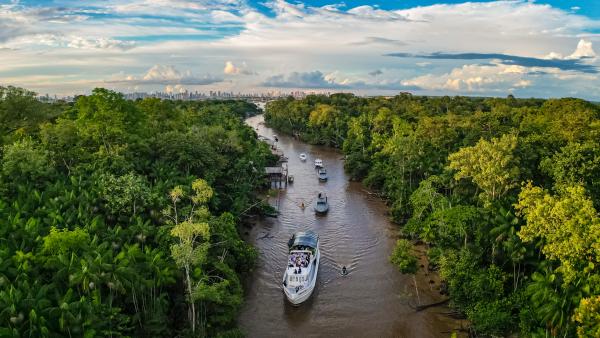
[{"xmin": 2, "ymin": 0, "xmax": 600, "ymax": 99}]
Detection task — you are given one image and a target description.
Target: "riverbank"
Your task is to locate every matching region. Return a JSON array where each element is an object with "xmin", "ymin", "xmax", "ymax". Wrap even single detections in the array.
[{"xmin": 238, "ymin": 115, "xmax": 464, "ymax": 337}]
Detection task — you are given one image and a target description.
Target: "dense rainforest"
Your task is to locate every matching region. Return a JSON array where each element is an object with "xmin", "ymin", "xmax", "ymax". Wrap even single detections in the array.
[
  {"xmin": 265, "ymin": 93, "xmax": 600, "ymax": 337},
  {"xmin": 0, "ymin": 86, "xmax": 275, "ymax": 337}
]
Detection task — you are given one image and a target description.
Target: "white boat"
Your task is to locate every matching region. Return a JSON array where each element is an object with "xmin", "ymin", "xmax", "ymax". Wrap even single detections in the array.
[
  {"xmin": 299, "ymin": 153, "xmax": 307, "ymax": 161},
  {"xmin": 314, "ymin": 158, "xmax": 323, "ymax": 168},
  {"xmin": 282, "ymin": 231, "xmax": 320, "ymax": 305}
]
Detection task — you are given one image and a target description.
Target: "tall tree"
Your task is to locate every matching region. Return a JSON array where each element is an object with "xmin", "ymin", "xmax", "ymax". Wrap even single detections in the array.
[
  {"xmin": 448, "ymin": 134, "xmax": 520, "ymax": 205},
  {"xmin": 166, "ymin": 179, "xmax": 213, "ymax": 334}
]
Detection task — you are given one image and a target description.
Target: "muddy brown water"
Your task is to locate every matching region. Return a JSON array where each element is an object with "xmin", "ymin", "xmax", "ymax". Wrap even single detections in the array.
[{"xmin": 238, "ymin": 115, "xmax": 460, "ymax": 337}]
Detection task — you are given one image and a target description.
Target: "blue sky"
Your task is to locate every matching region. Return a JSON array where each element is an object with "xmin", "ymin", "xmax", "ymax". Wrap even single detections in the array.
[
  {"xmin": 1, "ymin": 0, "xmax": 600, "ymax": 99},
  {"xmin": 255, "ymin": 0, "xmax": 600, "ymax": 15}
]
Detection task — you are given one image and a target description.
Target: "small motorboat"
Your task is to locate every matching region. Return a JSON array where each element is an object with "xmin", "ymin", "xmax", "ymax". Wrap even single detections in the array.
[
  {"xmin": 317, "ymin": 168, "xmax": 328, "ymax": 181},
  {"xmin": 273, "ymin": 134, "xmax": 279, "ymax": 142},
  {"xmin": 299, "ymin": 153, "xmax": 307, "ymax": 161},
  {"xmin": 314, "ymin": 158, "xmax": 323, "ymax": 168},
  {"xmin": 288, "ymin": 175, "xmax": 294, "ymax": 184},
  {"xmin": 282, "ymin": 231, "xmax": 320, "ymax": 305},
  {"xmin": 314, "ymin": 192, "xmax": 329, "ymax": 214}
]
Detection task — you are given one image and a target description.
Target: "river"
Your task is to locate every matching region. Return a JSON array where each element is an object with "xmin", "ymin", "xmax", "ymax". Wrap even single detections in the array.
[{"xmin": 238, "ymin": 115, "xmax": 460, "ymax": 337}]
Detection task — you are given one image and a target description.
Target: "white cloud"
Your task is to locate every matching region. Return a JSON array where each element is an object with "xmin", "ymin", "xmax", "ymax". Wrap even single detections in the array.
[
  {"xmin": 514, "ymin": 79, "xmax": 532, "ymax": 88},
  {"xmin": 2, "ymin": 0, "xmax": 600, "ymax": 98},
  {"xmin": 143, "ymin": 65, "xmax": 184, "ymax": 82},
  {"xmin": 402, "ymin": 63, "xmax": 533, "ymax": 92},
  {"xmin": 546, "ymin": 39, "xmax": 596, "ymax": 60},
  {"xmin": 223, "ymin": 61, "xmax": 255, "ymax": 75},
  {"xmin": 224, "ymin": 61, "xmax": 238, "ymax": 74},
  {"xmin": 108, "ymin": 64, "xmax": 223, "ymax": 85},
  {"xmin": 165, "ymin": 84, "xmax": 187, "ymax": 93},
  {"xmin": 67, "ymin": 37, "xmax": 135, "ymax": 50},
  {"xmin": 262, "ymin": 69, "xmax": 419, "ymax": 91},
  {"xmin": 568, "ymin": 39, "xmax": 596, "ymax": 59}
]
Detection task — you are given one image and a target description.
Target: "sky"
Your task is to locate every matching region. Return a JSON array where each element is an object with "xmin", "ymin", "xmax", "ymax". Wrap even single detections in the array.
[{"xmin": 2, "ymin": 0, "xmax": 600, "ymax": 99}]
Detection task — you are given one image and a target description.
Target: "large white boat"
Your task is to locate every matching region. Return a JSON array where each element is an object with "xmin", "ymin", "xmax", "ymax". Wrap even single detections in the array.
[
  {"xmin": 282, "ymin": 231, "xmax": 320, "ymax": 305},
  {"xmin": 314, "ymin": 158, "xmax": 323, "ymax": 168}
]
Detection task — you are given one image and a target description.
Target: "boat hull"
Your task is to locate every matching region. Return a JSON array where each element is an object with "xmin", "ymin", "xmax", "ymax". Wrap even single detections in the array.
[
  {"xmin": 314, "ymin": 205, "xmax": 329, "ymax": 214},
  {"xmin": 283, "ymin": 250, "xmax": 320, "ymax": 305}
]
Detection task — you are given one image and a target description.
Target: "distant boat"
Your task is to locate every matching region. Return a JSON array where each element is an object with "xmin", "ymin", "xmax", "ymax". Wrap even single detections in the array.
[
  {"xmin": 317, "ymin": 168, "xmax": 328, "ymax": 181},
  {"xmin": 314, "ymin": 192, "xmax": 329, "ymax": 214},
  {"xmin": 299, "ymin": 153, "xmax": 307, "ymax": 161},
  {"xmin": 273, "ymin": 134, "xmax": 279, "ymax": 142},
  {"xmin": 314, "ymin": 158, "xmax": 323, "ymax": 168},
  {"xmin": 282, "ymin": 231, "xmax": 320, "ymax": 305},
  {"xmin": 288, "ymin": 175, "xmax": 294, "ymax": 184}
]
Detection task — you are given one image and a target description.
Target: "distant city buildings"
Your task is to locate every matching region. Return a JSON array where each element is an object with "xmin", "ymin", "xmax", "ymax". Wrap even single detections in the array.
[{"xmin": 37, "ymin": 89, "xmax": 331, "ymax": 102}]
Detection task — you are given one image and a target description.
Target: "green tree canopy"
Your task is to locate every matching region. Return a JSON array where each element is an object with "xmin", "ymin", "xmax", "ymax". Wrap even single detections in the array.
[{"xmin": 448, "ymin": 133, "xmax": 520, "ymax": 204}]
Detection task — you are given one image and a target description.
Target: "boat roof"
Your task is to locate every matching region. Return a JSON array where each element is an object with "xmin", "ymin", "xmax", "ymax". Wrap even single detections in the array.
[{"xmin": 288, "ymin": 231, "xmax": 318, "ymax": 248}]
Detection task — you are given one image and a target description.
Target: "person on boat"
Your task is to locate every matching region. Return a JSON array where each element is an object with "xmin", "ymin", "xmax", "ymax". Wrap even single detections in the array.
[
  {"xmin": 300, "ymin": 201, "xmax": 305, "ymax": 209},
  {"xmin": 342, "ymin": 266, "xmax": 348, "ymax": 275}
]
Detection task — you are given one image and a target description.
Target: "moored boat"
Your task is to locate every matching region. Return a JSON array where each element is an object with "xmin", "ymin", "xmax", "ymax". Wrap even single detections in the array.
[
  {"xmin": 317, "ymin": 168, "xmax": 328, "ymax": 181},
  {"xmin": 314, "ymin": 192, "xmax": 329, "ymax": 214},
  {"xmin": 282, "ymin": 231, "xmax": 320, "ymax": 305},
  {"xmin": 314, "ymin": 158, "xmax": 323, "ymax": 168}
]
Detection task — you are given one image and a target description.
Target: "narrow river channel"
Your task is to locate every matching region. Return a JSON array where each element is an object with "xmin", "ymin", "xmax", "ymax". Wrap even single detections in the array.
[{"xmin": 238, "ymin": 115, "xmax": 459, "ymax": 337}]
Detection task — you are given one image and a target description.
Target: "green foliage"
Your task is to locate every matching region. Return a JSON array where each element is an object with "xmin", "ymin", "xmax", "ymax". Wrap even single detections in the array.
[
  {"xmin": 307, "ymin": 104, "xmax": 345, "ymax": 146},
  {"xmin": 466, "ymin": 299, "xmax": 513, "ymax": 336},
  {"xmin": 98, "ymin": 172, "xmax": 153, "ymax": 217},
  {"xmin": 573, "ymin": 296, "xmax": 600, "ymax": 338},
  {"xmin": 74, "ymin": 88, "xmax": 143, "ymax": 151},
  {"xmin": 540, "ymin": 141, "xmax": 600, "ymax": 208},
  {"xmin": 264, "ymin": 93, "xmax": 600, "ymax": 336},
  {"xmin": 0, "ymin": 86, "xmax": 63, "ymax": 144},
  {"xmin": 42, "ymin": 227, "xmax": 90, "ymax": 254},
  {"xmin": 516, "ymin": 183, "xmax": 600, "ymax": 284},
  {"xmin": 390, "ymin": 239, "xmax": 418, "ymax": 274},
  {"xmin": 448, "ymin": 133, "xmax": 520, "ymax": 204},
  {"xmin": 0, "ymin": 88, "xmax": 269, "ymax": 337},
  {"xmin": 1, "ymin": 138, "xmax": 54, "ymax": 186},
  {"xmin": 440, "ymin": 249, "xmax": 506, "ymax": 309}
]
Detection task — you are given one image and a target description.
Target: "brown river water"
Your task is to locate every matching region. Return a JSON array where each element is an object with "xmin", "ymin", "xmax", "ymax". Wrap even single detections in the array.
[{"xmin": 238, "ymin": 115, "xmax": 461, "ymax": 337}]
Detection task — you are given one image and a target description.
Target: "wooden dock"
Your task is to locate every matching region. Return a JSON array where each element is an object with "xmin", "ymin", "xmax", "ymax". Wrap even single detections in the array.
[{"xmin": 265, "ymin": 165, "xmax": 288, "ymax": 188}]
